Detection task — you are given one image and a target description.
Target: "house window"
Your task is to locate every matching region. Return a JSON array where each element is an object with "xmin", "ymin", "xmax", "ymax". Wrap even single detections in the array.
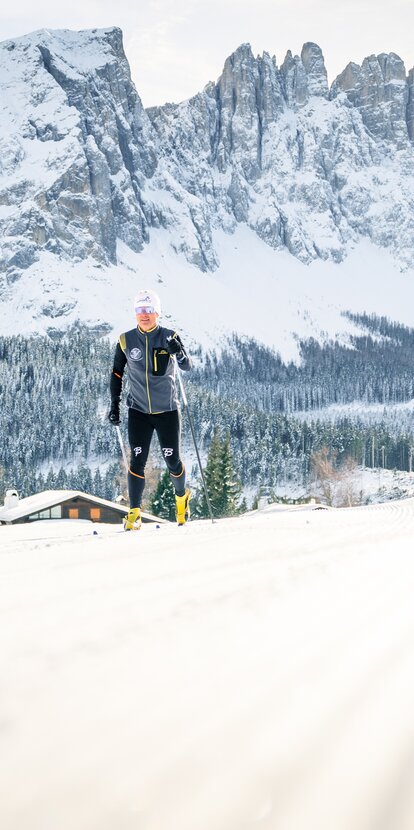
[
  {"xmin": 50, "ymin": 505, "xmax": 62, "ymax": 518},
  {"xmin": 90, "ymin": 508, "xmax": 101, "ymax": 521},
  {"xmin": 69, "ymin": 508, "xmax": 79, "ymax": 519}
]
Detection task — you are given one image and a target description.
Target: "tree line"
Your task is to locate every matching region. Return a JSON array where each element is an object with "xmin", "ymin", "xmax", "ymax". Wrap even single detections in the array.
[
  {"xmin": 191, "ymin": 312, "xmax": 414, "ymax": 412},
  {"xmin": 1, "ymin": 315, "xmax": 414, "ymax": 511}
]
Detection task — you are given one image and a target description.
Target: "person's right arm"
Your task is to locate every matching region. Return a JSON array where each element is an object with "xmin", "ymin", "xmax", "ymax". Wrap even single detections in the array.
[{"xmin": 108, "ymin": 341, "xmax": 127, "ymax": 425}]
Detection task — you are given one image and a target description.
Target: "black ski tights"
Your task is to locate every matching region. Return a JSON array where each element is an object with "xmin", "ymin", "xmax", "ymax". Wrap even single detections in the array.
[{"xmin": 127, "ymin": 408, "xmax": 185, "ymax": 508}]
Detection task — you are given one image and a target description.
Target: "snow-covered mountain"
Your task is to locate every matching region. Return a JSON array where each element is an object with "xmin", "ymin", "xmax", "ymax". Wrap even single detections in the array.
[
  {"xmin": 1, "ymin": 27, "xmax": 414, "ymax": 354},
  {"xmin": 148, "ymin": 43, "xmax": 414, "ymax": 270}
]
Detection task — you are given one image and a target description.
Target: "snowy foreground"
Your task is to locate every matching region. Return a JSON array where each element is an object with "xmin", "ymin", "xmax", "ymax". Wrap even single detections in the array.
[{"xmin": 2, "ymin": 502, "xmax": 414, "ymax": 830}]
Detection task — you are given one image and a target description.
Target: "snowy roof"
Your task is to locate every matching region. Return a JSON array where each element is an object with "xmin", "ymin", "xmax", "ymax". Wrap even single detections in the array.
[{"xmin": 0, "ymin": 490, "xmax": 163, "ymax": 524}]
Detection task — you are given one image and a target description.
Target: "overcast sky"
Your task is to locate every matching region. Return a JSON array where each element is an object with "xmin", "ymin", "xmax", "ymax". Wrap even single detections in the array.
[{"xmin": 1, "ymin": 1, "xmax": 413, "ymax": 107}]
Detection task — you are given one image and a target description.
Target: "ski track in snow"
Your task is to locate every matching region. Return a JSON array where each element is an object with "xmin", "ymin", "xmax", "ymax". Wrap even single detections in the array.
[{"xmin": 1, "ymin": 501, "xmax": 414, "ymax": 829}]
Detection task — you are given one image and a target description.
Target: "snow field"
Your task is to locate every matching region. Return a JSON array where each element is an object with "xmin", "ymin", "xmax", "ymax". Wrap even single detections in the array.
[
  {"xmin": 1, "ymin": 501, "xmax": 414, "ymax": 829},
  {"xmin": 3, "ymin": 227, "xmax": 414, "ymax": 366}
]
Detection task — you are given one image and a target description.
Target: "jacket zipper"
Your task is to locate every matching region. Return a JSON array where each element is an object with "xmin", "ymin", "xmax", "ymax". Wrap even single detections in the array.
[{"xmin": 145, "ymin": 337, "xmax": 152, "ymax": 413}]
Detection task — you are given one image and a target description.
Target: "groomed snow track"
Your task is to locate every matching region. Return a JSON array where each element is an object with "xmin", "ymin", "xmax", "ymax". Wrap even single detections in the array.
[{"xmin": 1, "ymin": 500, "xmax": 414, "ymax": 829}]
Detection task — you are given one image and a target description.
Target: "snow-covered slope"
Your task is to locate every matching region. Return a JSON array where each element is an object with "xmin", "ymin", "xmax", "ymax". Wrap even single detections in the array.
[
  {"xmin": 2, "ymin": 226, "xmax": 414, "ymax": 363},
  {"xmin": 1, "ymin": 28, "xmax": 414, "ymax": 352},
  {"xmin": 2, "ymin": 501, "xmax": 414, "ymax": 829}
]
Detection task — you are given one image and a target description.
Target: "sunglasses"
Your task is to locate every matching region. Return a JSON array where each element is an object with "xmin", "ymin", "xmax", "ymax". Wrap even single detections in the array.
[{"xmin": 135, "ymin": 305, "xmax": 156, "ymax": 314}]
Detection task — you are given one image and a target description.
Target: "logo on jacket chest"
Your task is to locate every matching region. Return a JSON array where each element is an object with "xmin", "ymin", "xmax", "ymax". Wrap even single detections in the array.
[{"xmin": 129, "ymin": 347, "xmax": 143, "ymax": 361}]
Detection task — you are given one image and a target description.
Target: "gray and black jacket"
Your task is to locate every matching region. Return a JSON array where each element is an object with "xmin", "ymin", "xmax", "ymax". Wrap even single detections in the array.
[{"xmin": 110, "ymin": 324, "xmax": 191, "ymax": 414}]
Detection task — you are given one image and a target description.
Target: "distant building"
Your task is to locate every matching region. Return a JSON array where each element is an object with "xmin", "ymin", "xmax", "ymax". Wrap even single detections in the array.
[{"xmin": 0, "ymin": 490, "xmax": 164, "ymax": 525}]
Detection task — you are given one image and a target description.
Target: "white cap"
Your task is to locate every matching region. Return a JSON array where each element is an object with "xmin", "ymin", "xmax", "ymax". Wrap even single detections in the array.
[{"xmin": 134, "ymin": 289, "xmax": 161, "ymax": 316}]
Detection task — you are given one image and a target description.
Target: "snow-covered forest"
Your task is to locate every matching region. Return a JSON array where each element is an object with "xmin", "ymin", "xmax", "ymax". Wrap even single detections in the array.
[
  {"xmin": 199, "ymin": 313, "xmax": 414, "ymax": 411},
  {"xmin": 1, "ymin": 313, "xmax": 414, "ymax": 504}
]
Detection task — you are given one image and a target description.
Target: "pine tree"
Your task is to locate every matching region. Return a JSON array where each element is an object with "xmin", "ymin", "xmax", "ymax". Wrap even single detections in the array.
[
  {"xmin": 76, "ymin": 465, "xmax": 93, "ymax": 494},
  {"xmin": 196, "ymin": 429, "xmax": 222, "ymax": 518},
  {"xmin": 36, "ymin": 473, "xmax": 45, "ymax": 495},
  {"xmin": 217, "ymin": 432, "xmax": 242, "ymax": 516},
  {"xmin": 93, "ymin": 468, "xmax": 103, "ymax": 498},
  {"xmin": 45, "ymin": 468, "xmax": 56, "ymax": 491},
  {"xmin": 55, "ymin": 467, "xmax": 68, "ymax": 490},
  {"xmin": 195, "ymin": 430, "xmax": 242, "ymax": 518},
  {"xmin": 104, "ymin": 464, "xmax": 121, "ymax": 501},
  {"xmin": 150, "ymin": 470, "xmax": 176, "ymax": 521},
  {"xmin": 251, "ymin": 491, "xmax": 260, "ymax": 511}
]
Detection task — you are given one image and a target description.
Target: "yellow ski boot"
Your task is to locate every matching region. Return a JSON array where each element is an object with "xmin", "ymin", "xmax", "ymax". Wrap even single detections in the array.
[
  {"xmin": 176, "ymin": 489, "xmax": 191, "ymax": 526},
  {"xmin": 123, "ymin": 507, "xmax": 142, "ymax": 531}
]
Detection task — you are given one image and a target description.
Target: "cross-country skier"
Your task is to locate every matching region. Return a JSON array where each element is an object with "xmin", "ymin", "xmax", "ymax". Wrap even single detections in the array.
[{"xmin": 108, "ymin": 289, "xmax": 192, "ymax": 530}]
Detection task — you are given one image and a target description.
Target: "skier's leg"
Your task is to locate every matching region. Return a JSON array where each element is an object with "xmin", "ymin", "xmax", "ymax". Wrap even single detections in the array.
[
  {"xmin": 154, "ymin": 410, "xmax": 186, "ymax": 494},
  {"xmin": 125, "ymin": 409, "xmax": 154, "ymax": 528},
  {"xmin": 155, "ymin": 411, "xmax": 190, "ymax": 524}
]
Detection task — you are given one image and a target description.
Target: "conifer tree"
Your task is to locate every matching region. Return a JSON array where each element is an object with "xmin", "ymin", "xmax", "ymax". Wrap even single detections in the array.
[
  {"xmin": 208, "ymin": 429, "xmax": 225, "ymax": 503},
  {"xmin": 196, "ymin": 429, "xmax": 222, "ymax": 518},
  {"xmin": 55, "ymin": 467, "xmax": 68, "ymax": 490},
  {"xmin": 45, "ymin": 468, "xmax": 56, "ymax": 490},
  {"xmin": 93, "ymin": 468, "xmax": 103, "ymax": 498},
  {"xmin": 150, "ymin": 470, "xmax": 176, "ymax": 521},
  {"xmin": 77, "ymin": 465, "xmax": 93, "ymax": 494},
  {"xmin": 195, "ymin": 430, "xmax": 242, "ymax": 518},
  {"xmin": 251, "ymin": 491, "xmax": 260, "ymax": 511},
  {"xmin": 218, "ymin": 432, "xmax": 242, "ymax": 516}
]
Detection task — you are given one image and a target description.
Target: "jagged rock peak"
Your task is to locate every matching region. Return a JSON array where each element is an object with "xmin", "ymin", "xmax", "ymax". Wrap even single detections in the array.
[
  {"xmin": 1, "ymin": 26, "xmax": 127, "ymax": 72},
  {"xmin": 280, "ymin": 50, "xmax": 308, "ymax": 108},
  {"xmin": 213, "ymin": 41, "xmax": 329, "ymax": 112},
  {"xmin": 301, "ymin": 42, "xmax": 329, "ymax": 97},
  {"xmin": 225, "ymin": 42, "xmax": 255, "ymax": 64},
  {"xmin": 331, "ymin": 51, "xmax": 409, "ymax": 145}
]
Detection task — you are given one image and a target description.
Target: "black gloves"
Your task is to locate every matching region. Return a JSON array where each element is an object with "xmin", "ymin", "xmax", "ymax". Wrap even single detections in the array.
[
  {"xmin": 166, "ymin": 333, "xmax": 188, "ymax": 363},
  {"xmin": 166, "ymin": 333, "xmax": 183, "ymax": 355},
  {"xmin": 108, "ymin": 400, "xmax": 120, "ymax": 425}
]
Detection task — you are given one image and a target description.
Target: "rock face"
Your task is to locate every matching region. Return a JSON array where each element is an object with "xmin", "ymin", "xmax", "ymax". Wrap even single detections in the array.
[
  {"xmin": 408, "ymin": 69, "xmax": 414, "ymax": 141},
  {"xmin": 0, "ymin": 28, "xmax": 155, "ymax": 280},
  {"xmin": 331, "ymin": 52, "xmax": 408, "ymax": 146},
  {"xmin": 301, "ymin": 43, "xmax": 329, "ymax": 98},
  {"xmin": 148, "ymin": 41, "xmax": 414, "ymax": 268},
  {"xmin": 1, "ymin": 28, "xmax": 414, "ymax": 283}
]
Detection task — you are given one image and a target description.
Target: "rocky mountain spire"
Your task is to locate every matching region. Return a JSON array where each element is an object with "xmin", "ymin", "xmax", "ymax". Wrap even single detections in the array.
[
  {"xmin": 331, "ymin": 52, "xmax": 409, "ymax": 146},
  {"xmin": 301, "ymin": 42, "xmax": 329, "ymax": 98},
  {"xmin": 280, "ymin": 50, "xmax": 309, "ymax": 108},
  {"xmin": 216, "ymin": 43, "xmax": 262, "ymax": 181}
]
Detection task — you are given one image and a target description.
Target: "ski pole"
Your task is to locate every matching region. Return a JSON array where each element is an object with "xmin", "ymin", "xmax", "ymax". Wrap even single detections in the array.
[
  {"xmin": 175, "ymin": 364, "xmax": 215, "ymax": 523},
  {"xmin": 115, "ymin": 425, "xmax": 129, "ymax": 475}
]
